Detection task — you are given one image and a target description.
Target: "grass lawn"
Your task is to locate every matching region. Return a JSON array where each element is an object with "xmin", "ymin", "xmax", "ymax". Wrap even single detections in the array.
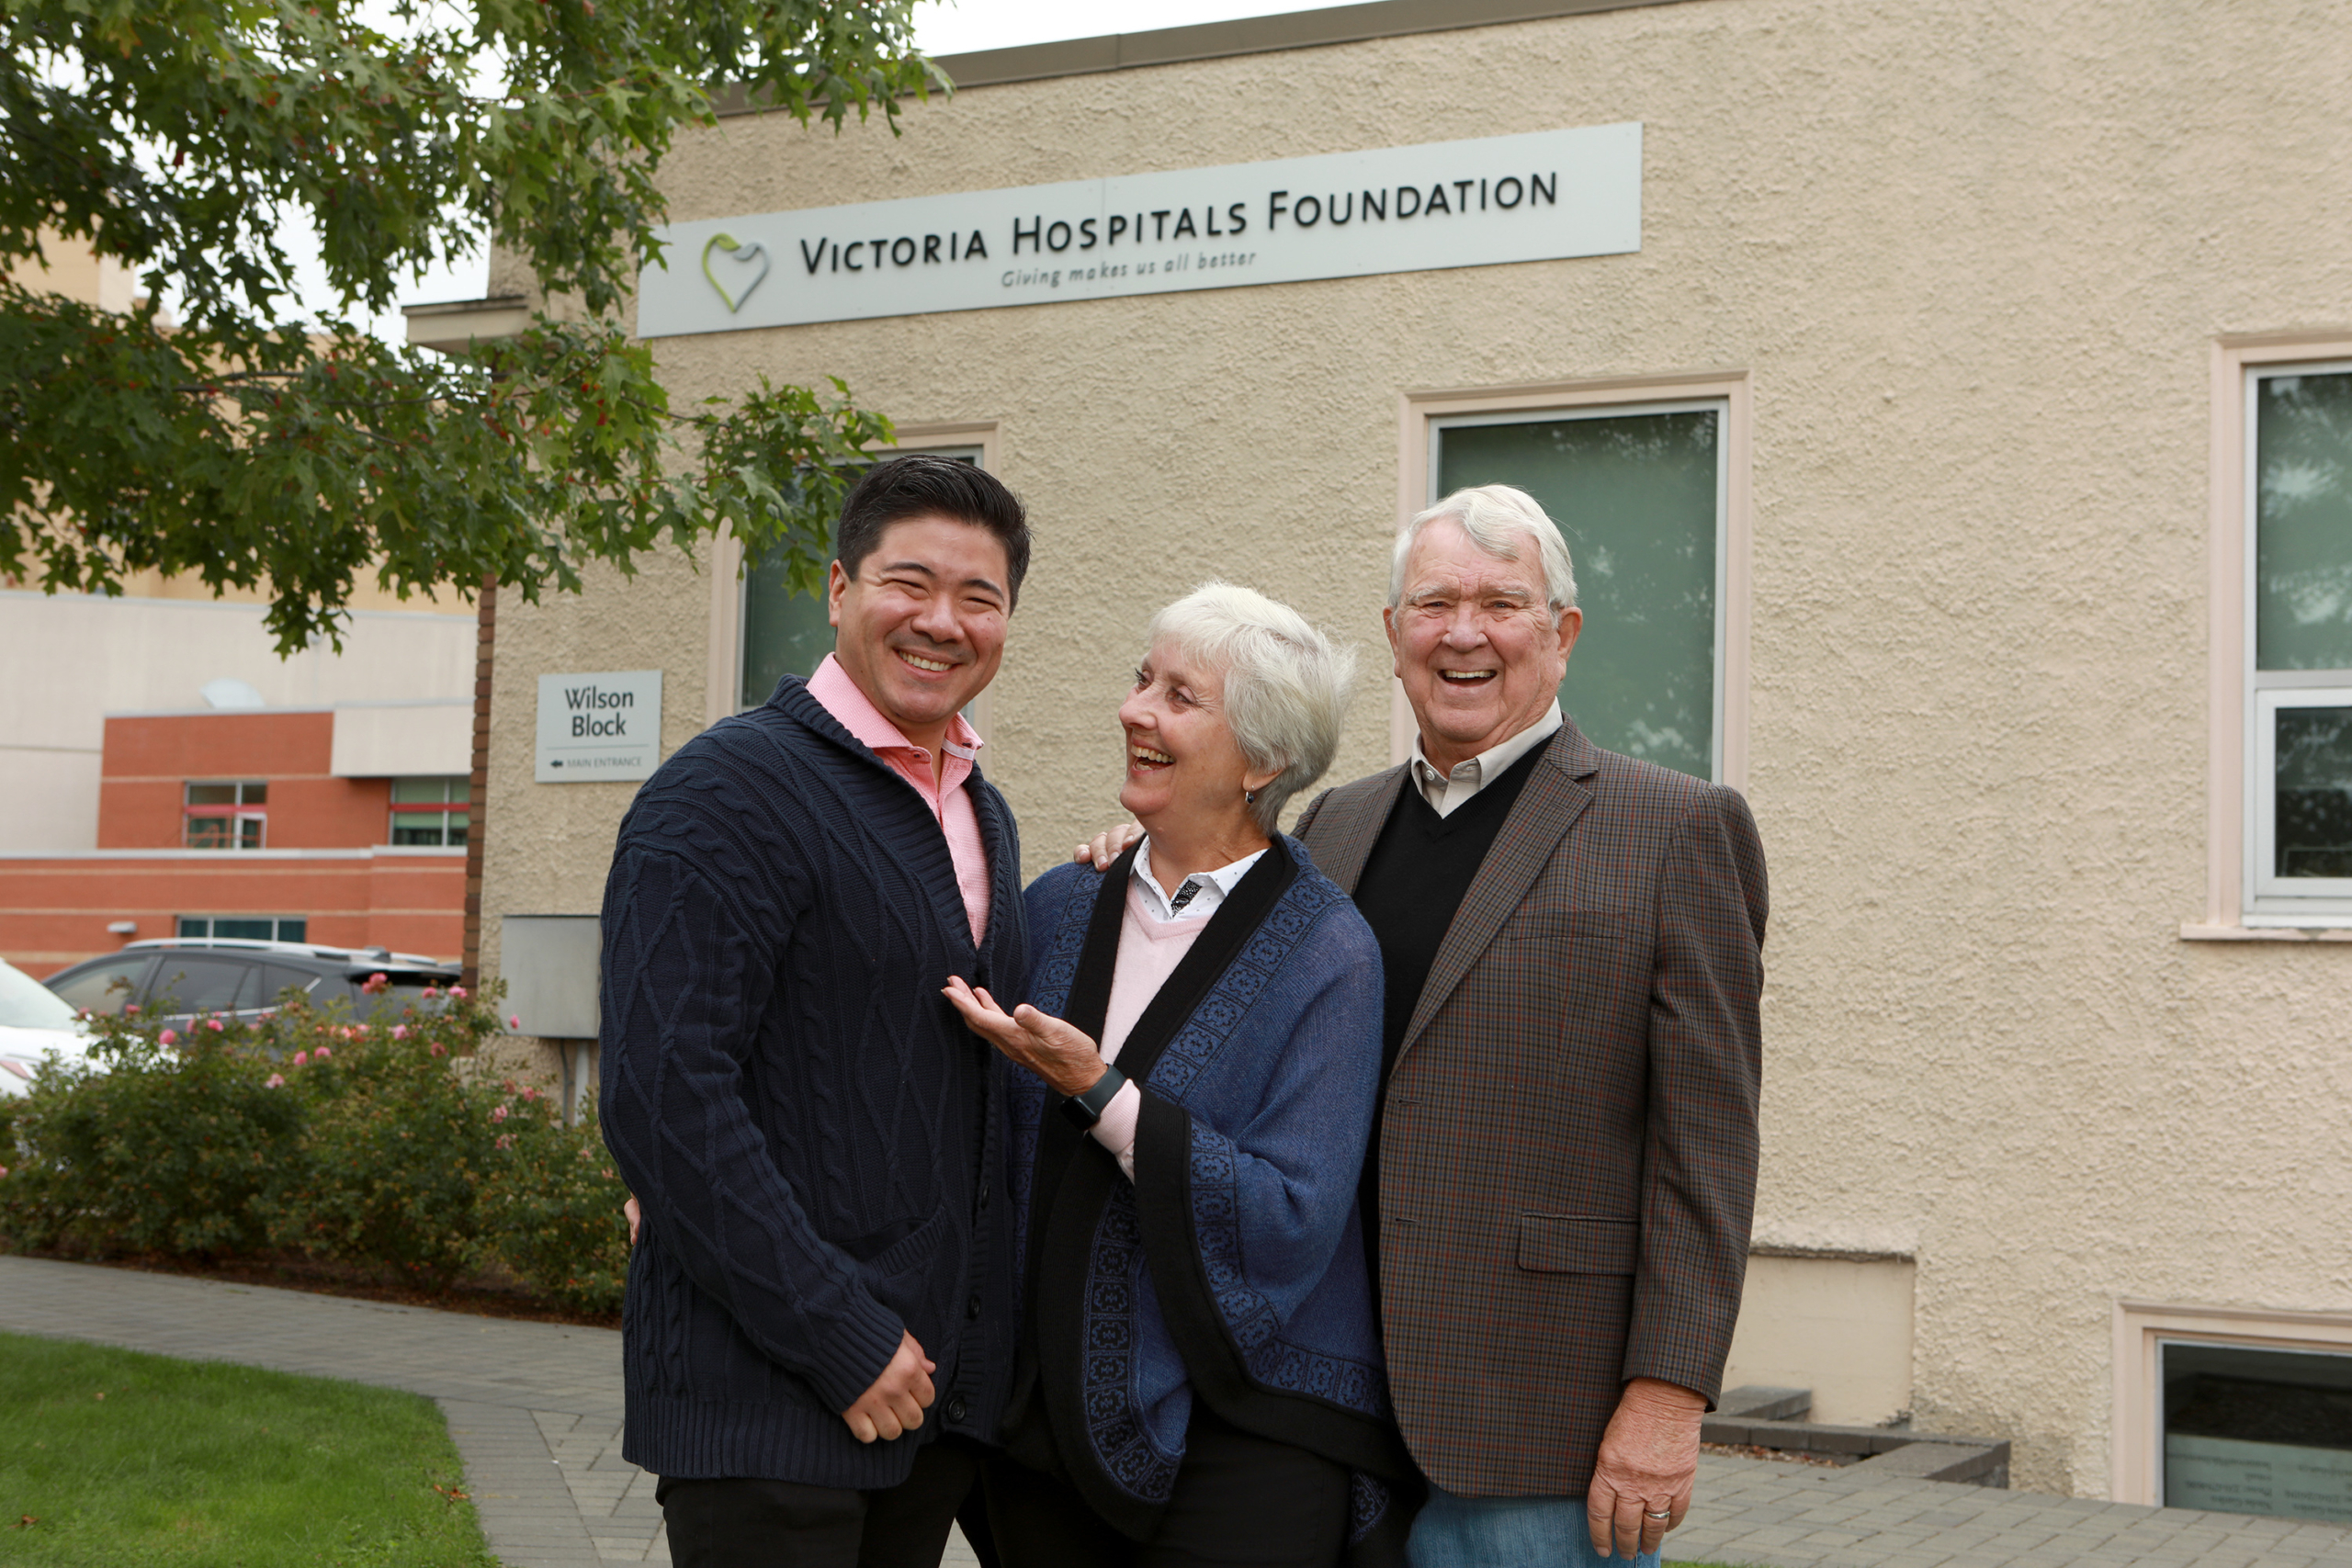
[{"xmin": 1, "ymin": 1331, "xmax": 495, "ymax": 1567}]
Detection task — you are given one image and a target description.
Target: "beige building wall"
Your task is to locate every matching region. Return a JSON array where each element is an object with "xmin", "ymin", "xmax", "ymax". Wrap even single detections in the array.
[{"xmin": 476, "ymin": 0, "xmax": 2352, "ymax": 1496}]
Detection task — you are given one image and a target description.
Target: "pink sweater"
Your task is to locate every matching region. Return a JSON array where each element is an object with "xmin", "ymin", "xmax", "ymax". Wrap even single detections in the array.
[{"xmin": 1087, "ymin": 877, "xmax": 1208, "ymax": 1178}]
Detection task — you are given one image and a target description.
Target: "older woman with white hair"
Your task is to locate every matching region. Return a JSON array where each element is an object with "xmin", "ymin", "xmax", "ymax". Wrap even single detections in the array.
[{"xmin": 944, "ymin": 582, "xmax": 1416, "ymax": 1567}]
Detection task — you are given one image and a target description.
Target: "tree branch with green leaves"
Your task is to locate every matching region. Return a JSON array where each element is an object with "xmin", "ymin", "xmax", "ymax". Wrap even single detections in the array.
[{"xmin": 0, "ymin": 0, "xmax": 937, "ymax": 651}]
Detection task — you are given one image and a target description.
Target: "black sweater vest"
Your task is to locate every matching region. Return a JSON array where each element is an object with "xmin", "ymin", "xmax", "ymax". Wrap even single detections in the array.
[{"xmin": 1348, "ymin": 739, "xmax": 1545, "ymax": 1278}]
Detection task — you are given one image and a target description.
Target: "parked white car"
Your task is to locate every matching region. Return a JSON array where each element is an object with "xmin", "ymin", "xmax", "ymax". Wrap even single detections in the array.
[{"xmin": 0, "ymin": 956, "xmax": 95, "ymax": 1098}]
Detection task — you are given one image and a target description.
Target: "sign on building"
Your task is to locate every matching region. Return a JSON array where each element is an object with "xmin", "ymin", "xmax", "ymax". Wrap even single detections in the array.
[
  {"xmin": 535, "ymin": 670, "xmax": 662, "ymax": 783},
  {"xmin": 638, "ymin": 122, "xmax": 1641, "ymax": 335}
]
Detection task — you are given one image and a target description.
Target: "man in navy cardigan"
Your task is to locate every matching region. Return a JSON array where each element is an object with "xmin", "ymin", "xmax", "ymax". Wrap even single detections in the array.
[{"xmin": 599, "ymin": 455, "xmax": 1033, "ymax": 1568}]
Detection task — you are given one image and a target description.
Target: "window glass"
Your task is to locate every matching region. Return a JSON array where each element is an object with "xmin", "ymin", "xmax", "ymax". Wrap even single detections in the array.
[
  {"xmin": 260, "ymin": 965, "xmax": 322, "ymax": 1006},
  {"xmin": 390, "ymin": 808, "xmax": 469, "ymax": 846},
  {"xmin": 2162, "ymin": 1341, "xmax": 2352, "ymax": 1523},
  {"xmin": 185, "ymin": 781, "xmax": 266, "ymax": 849},
  {"xmin": 1436, "ymin": 409, "xmax": 1722, "ymax": 780},
  {"xmin": 2276, "ymin": 705, "xmax": 2352, "ymax": 880},
  {"xmin": 740, "ymin": 553, "xmax": 835, "ymax": 710},
  {"xmin": 178, "ymin": 917, "xmax": 309, "ymax": 942},
  {"xmin": 146, "ymin": 956, "xmax": 258, "ymax": 1015},
  {"xmin": 2256, "ymin": 371, "xmax": 2352, "ymax": 672},
  {"xmin": 45, "ymin": 958, "xmax": 152, "ymax": 1016},
  {"xmin": 391, "ymin": 776, "xmax": 467, "ymax": 805},
  {"xmin": 0, "ymin": 963, "xmax": 84, "ymax": 1029}
]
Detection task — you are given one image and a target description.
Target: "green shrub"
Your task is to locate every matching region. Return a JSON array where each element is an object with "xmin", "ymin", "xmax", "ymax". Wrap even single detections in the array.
[
  {"xmin": 0, "ymin": 976, "xmax": 628, "ymax": 1314},
  {"xmin": 266, "ymin": 991, "xmax": 506, "ymax": 1289},
  {"xmin": 481, "ymin": 1096, "xmax": 631, "ymax": 1314},
  {"xmin": 0, "ymin": 1020, "xmax": 304, "ymax": 1258}
]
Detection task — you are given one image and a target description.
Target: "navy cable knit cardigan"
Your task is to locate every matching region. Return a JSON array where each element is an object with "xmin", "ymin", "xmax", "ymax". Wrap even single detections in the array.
[{"xmin": 597, "ymin": 675, "xmax": 1026, "ymax": 1488}]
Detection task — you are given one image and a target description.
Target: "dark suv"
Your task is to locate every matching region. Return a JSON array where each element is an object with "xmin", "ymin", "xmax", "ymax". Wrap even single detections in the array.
[{"xmin": 42, "ymin": 940, "xmax": 461, "ymax": 1027}]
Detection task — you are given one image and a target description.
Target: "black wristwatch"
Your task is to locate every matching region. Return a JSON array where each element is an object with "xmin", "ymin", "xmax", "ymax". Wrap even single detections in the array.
[{"xmin": 1058, "ymin": 1064, "xmax": 1129, "ymax": 1130}]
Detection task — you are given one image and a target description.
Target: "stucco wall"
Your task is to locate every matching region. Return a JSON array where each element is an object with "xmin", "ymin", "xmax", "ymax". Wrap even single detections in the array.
[{"xmin": 479, "ymin": 0, "xmax": 2352, "ymax": 1496}]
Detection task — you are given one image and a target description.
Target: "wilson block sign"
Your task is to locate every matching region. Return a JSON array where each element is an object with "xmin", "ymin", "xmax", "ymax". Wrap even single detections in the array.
[
  {"xmin": 637, "ymin": 122, "xmax": 1641, "ymax": 335},
  {"xmin": 535, "ymin": 670, "xmax": 662, "ymax": 784}
]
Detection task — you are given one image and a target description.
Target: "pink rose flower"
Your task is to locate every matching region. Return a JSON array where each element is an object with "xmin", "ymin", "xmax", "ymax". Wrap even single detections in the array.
[
  {"xmin": 205, "ymin": 1019, "xmax": 224, "ymax": 1032},
  {"xmin": 520, "ymin": 1086, "xmax": 539, "ymax": 1101},
  {"xmin": 449, "ymin": 985, "xmax": 469, "ymax": 999},
  {"xmin": 292, "ymin": 1050, "xmax": 308, "ymax": 1066},
  {"xmin": 429, "ymin": 1042, "xmax": 447, "ymax": 1057},
  {"xmin": 420, "ymin": 986, "xmax": 441, "ymax": 998},
  {"xmin": 491, "ymin": 1104, "xmax": 509, "ymax": 1122},
  {"xmin": 391, "ymin": 1024, "xmax": 409, "ymax": 1040},
  {"xmin": 313, "ymin": 1044, "xmax": 332, "ymax": 1060},
  {"xmin": 125, "ymin": 1004, "xmax": 139, "ymax": 1015},
  {"xmin": 159, "ymin": 1028, "xmax": 177, "ymax": 1045},
  {"xmin": 361, "ymin": 972, "xmax": 390, "ymax": 995},
  {"xmin": 265, "ymin": 1073, "xmax": 285, "ymax": 1089},
  {"xmin": 508, "ymin": 1014, "xmax": 521, "ymax": 1030},
  {"xmin": 494, "ymin": 1134, "xmax": 514, "ymax": 1150}
]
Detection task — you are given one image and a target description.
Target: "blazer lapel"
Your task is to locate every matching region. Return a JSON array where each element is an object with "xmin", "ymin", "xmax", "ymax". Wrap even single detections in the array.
[
  {"xmin": 1311, "ymin": 765, "xmax": 1411, "ymax": 895},
  {"xmin": 1394, "ymin": 724, "xmax": 1599, "ymax": 1067}
]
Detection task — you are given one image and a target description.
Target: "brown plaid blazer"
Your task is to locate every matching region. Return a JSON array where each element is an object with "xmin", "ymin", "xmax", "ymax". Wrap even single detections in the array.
[{"xmin": 1295, "ymin": 718, "xmax": 1766, "ymax": 1499}]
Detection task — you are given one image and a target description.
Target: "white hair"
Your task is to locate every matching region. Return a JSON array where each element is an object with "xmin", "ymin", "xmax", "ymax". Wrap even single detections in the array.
[
  {"xmin": 1390, "ymin": 483, "xmax": 1578, "ymax": 620},
  {"xmin": 1145, "ymin": 582, "xmax": 1358, "ymax": 835}
]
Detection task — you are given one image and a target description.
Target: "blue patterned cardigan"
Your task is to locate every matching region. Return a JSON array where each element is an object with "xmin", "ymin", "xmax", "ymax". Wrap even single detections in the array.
[{"xmin": 1009, "ymin": 837, "xmax": 1417, "ymax": 1558}]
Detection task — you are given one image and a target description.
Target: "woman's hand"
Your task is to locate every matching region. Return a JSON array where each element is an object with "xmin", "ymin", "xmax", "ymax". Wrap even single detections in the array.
[{"xmin": 942, "ymin": 977, "xmax": 1108, "ymax": 1098}]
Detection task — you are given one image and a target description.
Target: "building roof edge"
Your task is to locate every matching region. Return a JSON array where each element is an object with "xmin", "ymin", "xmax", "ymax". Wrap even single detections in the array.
[{"xmin": 718, "ymin": 0, "xmax": 1709, "ymax": 112}]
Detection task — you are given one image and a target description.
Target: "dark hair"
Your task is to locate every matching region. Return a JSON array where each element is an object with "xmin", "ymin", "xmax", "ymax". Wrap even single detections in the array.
[{"xmin": 835, "ymin": 454, "xmax": 1032, "ymax": 610}]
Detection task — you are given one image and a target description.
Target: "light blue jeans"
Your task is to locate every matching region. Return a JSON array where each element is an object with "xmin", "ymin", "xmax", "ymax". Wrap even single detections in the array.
[{"xmin": 1407, "ymin": 1485, "xmax": 1663, "ymax": 1568}]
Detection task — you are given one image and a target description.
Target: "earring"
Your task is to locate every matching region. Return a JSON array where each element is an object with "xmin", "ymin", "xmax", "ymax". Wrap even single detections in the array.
[{"xmin": 1245, "ymin": 789, "xmax": 1257, "ymax": 805}]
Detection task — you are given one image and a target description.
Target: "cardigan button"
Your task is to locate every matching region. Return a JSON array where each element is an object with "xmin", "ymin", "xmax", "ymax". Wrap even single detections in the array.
[
  {"xmin": 946, "ymin": 1395, "xmax": 968, "ymax": 1423},
  {"xmin": 967, "ymin": 1293, "xmax": 983, "ymax": 1321}
]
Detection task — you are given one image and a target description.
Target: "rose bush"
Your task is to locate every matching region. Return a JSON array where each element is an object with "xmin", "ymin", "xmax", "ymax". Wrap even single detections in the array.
[{"xmin": 0, "ymin": 980, "xmax": 630, "ymax": 1313}]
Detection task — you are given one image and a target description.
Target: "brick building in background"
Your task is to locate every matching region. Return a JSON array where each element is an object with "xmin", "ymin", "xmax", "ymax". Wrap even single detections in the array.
[
  {"xmin": 0, "ymin": 702, "xmax": 470, "ymax": 977},
  {"xmin": 2, "ymin": 233, "xmax": 479, "ymax": 978}
]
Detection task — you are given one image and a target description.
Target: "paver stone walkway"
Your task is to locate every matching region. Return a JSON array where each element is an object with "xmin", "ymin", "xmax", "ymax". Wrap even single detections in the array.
[{"xmin": 8, "ymin": 1255, "xmax": 2350, "ymax": 1566}]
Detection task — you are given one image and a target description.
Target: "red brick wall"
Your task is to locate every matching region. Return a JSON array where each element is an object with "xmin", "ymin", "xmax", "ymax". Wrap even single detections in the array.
[
  {"xmin": 97, "ymin": 711, "xmax": 396, "ymax": 852},
  {"xmin": 0, "ymin": 852, "xmax": 466, "ymax": 977}
]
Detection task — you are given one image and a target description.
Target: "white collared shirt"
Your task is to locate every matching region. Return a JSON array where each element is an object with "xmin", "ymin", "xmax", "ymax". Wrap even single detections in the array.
[
  {"xmin": 1128, "ymin": 840, "xmax": 1268, "ymax": 922},
  {"xmin": 1409, "ymin": 702, "xmax": 1564, "ymax": 818}
]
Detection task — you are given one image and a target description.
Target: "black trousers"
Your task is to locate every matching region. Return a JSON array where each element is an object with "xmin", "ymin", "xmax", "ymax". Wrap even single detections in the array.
[
  {"xmin": 657, "ymin": 1436, "xmax": 1000, "ymax": 1568},
  {"xmin": 985, "ymin": 1404, "xmax": 1351, "ymax": 1568}
]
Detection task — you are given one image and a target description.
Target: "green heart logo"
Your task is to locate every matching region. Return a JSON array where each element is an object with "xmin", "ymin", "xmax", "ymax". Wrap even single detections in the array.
[{"xmin": 701, "ymin": 232, "xmax": 771, "ymax": 313}]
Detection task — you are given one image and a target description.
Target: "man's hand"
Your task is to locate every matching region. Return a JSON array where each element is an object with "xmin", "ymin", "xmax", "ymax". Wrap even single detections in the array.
[
  {"xmin": 1072, "ymin": 823, "xmax": 1144, "ymax": 870},
  {"xmin": 623, "ymin": 1196, "xmax": 640, "ymax": 1247},
  {"xmin": 1588, "ymin": 1377, "xmax": 1705, "ymax": 1560},
  {"xmin": 842, "ymin": 1331, "xmax": 936, "ymax": 1444}
]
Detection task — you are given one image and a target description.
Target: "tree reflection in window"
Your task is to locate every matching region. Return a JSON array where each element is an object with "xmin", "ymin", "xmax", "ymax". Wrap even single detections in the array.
[{"xmin": 2277, "ymin": 705, "xmax": 2352, "ymax": 878}]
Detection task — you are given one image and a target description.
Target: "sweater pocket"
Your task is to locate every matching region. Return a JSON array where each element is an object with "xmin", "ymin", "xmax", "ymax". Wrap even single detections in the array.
[
  {"xmin": 848, "ymin": 1204, "xmax": 950, "ymax": 1287},
  {"xmin": 1515, "ymin": 1214, "xmax": 1640, "ymax": 1275}
]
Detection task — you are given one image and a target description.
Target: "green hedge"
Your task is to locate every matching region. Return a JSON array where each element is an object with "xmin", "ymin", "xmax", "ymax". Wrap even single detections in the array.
[{"xmin": 0, "ymin": 982, "xmax": 629, "ymax": 1314}]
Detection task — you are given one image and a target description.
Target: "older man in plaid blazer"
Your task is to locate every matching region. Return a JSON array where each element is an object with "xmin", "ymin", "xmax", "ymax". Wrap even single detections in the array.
[{"xmin": 1291, "ymin": 483, "xmax": 1767, "ymax": 1567}]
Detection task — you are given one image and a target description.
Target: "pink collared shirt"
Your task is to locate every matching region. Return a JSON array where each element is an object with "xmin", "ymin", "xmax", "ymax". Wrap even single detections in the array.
[{"xmin": 806, "ymin": 654, "xmax": 990, "ymax": 944}]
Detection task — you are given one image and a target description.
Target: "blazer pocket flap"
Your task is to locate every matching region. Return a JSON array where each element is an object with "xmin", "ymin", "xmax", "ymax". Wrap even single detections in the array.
[{"xmin": 1517, "ymin": 1214, "xmax": 1640, "ymax": 1275}]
